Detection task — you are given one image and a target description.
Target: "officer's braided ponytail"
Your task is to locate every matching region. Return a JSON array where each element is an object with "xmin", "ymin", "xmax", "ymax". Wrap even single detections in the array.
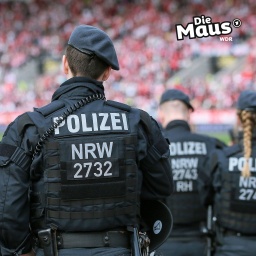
[{"xmin": 238, "ymin": 110, "xmax": 256, "ymax": 177}]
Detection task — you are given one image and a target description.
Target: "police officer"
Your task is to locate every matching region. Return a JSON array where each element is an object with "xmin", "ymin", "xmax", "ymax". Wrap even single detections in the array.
[
  {"xmin": 198, "ymin": 90, "xmax": 256, "ymax": 256},
  {"xmin": 156, "ymin": 89, "xmax": 226, "ymax": 256},
  {"xmin": 0, "ymin": 25, "xmax": 173, "ymax": 256}
]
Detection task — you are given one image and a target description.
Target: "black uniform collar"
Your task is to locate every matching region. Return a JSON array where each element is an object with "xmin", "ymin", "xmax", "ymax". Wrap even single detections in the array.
[
  {"xmin": 165, "ymin": 120, "xmax": 191, "ymax": 132},
  {"xmin": 52, "ymin": 77, "xmax": 105, "ymax": 101}
]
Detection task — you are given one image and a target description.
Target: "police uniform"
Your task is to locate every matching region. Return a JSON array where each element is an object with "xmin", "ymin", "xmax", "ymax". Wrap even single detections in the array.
[
  {"xmin": 0, "ymin": 25, "xmax": 173, "ymax": 256},
  {"xmin": 156, "ymin": 89, "xmax": 226, "ymax": 256},
  {"xmin": 198, "ymin": 90, "xmax": 256, "ymax": 256}
]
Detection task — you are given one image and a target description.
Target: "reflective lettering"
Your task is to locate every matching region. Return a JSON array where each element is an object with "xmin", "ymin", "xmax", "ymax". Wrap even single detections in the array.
[
  {"xmin": 169, "ymin": 142, "xmax": 207, "ymax": 156},
  {"xmin": 239, "ymin": 188, "xmax": 256, "ymax": 201},
  {"xmin": 53, "ymin": 113, "xmax": 129, "ymax": 135},
  {"xmin": 99, "ymin": 113, "xmax": 110, "ymax": 130},
  {"xmin": 228, "ymin": 157, "xmax": 238, "ymax": 171},
  {"xmin": 171, "ymin": 158, "xmax": 198, "ymax": 169},
  {"xmin": 53, "ymin": 117, "xmax": 65, "ymax": 135},
  {"xmin": 97, "ymin": 142, "xmax": 113, "ymax": 158},
  {"xmin": 122, "ymin": 113, "xmax": 128, "ymax": 130},
  {"xmin": 92, "ymin": 113, "xmax": 98, "ymax": 131},
  {"xmin": 67, "ymin": 115, "xmax": 80, "ymax": 133},
  {"xmin": 72, "ymin": 144, "xmax": 83, "ymax": 160},
  {"xmin": 110, "ymin": 113, "xmax": 122, "ymax": 130},
  {"xmin": 71, "ymin": 142, "xmax": 113, "ymax": 160},
  {"xmin": 81, "ymin": 114, "xmax": 92, "ymax": 131},
  {"xmin": 229, "ymin": 157, "xmax": 256, "ymax": 172},
  {"xmin": 176, "ymin": 181, "xmax": 193, "ymax": 192},
  {"xmin": 85, "ymin": 143, "xmax": 97, "ymax": 159},
  {"xmin": 239, "ymin": 176, "xmax": 256, "ymax": 188}
]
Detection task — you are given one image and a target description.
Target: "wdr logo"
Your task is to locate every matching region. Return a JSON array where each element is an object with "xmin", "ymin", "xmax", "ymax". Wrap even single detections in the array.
[
  {"xmin": 219, "ymin": 36, "xmax": 233, "ymax": 42},
  {"xmin": 175, "ymin": 15, "xmax": 242, "ymax": 41}
]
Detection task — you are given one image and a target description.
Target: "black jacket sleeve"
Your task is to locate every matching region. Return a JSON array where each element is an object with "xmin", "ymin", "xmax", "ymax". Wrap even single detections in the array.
[
  {"xmin": 197, "ymin": 148, "xmax": 221, "ymax": 207},
  {"xmin": 0, "ymin": 115, "xmax": 38, "ymax": 256},
  {"xmin": 138, "ymin": 115, "xmax": 173, "ymax": 200}
]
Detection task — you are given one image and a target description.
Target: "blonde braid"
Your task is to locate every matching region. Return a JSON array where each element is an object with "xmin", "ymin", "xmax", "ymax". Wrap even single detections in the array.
[{"xmin": 238, "ymin": 110, "xmax": 253, "ymax": 177}]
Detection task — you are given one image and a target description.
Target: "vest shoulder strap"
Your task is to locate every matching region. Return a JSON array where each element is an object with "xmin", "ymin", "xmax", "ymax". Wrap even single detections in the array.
[
  {"xmin": 0, "ymin": 113, "xmax": 34, "ymax": 169},
  {"xmin": 32, "ymin": 94, "xmax": 105, "ymax": 159},
  {"xmin": 139, "ymin": 110, "xmax": 169, "ymax": 159},
  {"xmin": 223, "ymin": 144, "xmax": 241, "ymax": 157},
  {"xmin": 105, "ymin": 100, "xmax": 131, "ymax": 112},
  {"xmin": 139, "ymin": 110, "xmax": 154, "ymax": 145},
  {"xmin": 35, "ymin": 100, "xmax": 65, "ymax": 117},
  {"xmin": 17, "ymin": 112, "xmax": 35, "ymax": 136},
  {"xmin": 215, "ymin": 138, "xmax": 227, "ymax": 149}
]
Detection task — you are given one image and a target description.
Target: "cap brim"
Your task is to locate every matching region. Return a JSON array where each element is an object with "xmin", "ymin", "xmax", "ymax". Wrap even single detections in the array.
[{"xmin": 141, "ymin": 200, "xmax": 173, "ymax": 252}]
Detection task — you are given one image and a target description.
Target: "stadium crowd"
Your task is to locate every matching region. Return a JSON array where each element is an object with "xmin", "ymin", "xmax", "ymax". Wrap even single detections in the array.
[{"xmin": 0, "ymin": 0, "xmax": 256, "ymax": 116}]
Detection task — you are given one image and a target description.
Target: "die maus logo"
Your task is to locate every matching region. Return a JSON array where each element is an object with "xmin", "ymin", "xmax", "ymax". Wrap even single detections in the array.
[{"xmin": 175, "ymin": 15, "xmax": 241, "ymax": 41}]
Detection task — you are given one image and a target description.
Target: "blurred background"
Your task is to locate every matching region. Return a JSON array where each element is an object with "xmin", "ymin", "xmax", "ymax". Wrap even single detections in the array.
[{"xmin": 0, "ymin": 0, "xmax": 256, "ymax": 143}]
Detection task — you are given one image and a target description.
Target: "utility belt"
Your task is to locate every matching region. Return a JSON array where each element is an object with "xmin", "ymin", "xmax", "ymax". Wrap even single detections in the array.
[
  {"xmin": 37, "ymin": 227, "xmax": 150, "ymax": 256},
  {"xmin": 39, "ymin": 231, "xmax": 130, "ymax": 249},
  {"xmin": 168, "ymin": 236, "xmax": 206, "ymax": 242},
  {"xmin": 215, "ymin": 225, "xmax": 256, "ymax": 246},
  {"xmin": 37, "ymin": 228, "xmax": 131, "ymax": 256},
  {"xmin": 170, "ymin": 222, "xmax": 209, "ymax": 239},
  {"xmin": 222, "ymin": 228, "xmax": 256, "ymax": 237},
  {"xmin": 171, "ymin": 229, "xmax": 203, "ymax": 237}
]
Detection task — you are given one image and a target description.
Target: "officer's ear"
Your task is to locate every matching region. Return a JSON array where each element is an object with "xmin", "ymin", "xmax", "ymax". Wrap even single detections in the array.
[
  {"xmin": 157, "ymin": 107, "xmax": 164, "ymax": 125},
  {"xmin": 101, "ymin": 66, "xmax": 111, "ymax": 81},
  {"xmin": 62, "ymin": 55, "xmax": 70, "ymax": 76},
  {"xmin": 158, "ymin": 105, "xmax": 167, "ymax": 128}
]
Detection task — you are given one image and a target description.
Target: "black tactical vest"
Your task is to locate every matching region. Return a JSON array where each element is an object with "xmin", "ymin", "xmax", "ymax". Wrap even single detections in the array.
[
  {"xmin": 166, "ymin": 140, "xmax": 208, "ymax": 224},
  {"xmin": 28, "ymin": 98, "xmax": 142, "ymax": 233},
  {"xmin": 215, "ymin": 145, "xmax": 256, "ymax": 234}
]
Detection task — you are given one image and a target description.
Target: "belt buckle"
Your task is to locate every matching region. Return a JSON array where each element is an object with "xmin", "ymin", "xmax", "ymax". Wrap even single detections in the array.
[
  {"xmin": 104, "ymin": 232, "xmax": 110, "ymax": 247},
  {"xmin": 56, "ymin": 233, "xmax": 63, "ymax": 249}
]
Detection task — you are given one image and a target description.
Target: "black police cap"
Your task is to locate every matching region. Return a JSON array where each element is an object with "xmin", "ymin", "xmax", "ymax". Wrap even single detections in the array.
[
  {"xmin": 159, "ymin": 89, "xmax": 194, "ymax": 111},
  {"xmin": 68, "ymin": 25, "xmax": 119, "ymax": 70},
  {"xmin": 237, "ymin": 90, "xmax": 256, "ymax": 111}
]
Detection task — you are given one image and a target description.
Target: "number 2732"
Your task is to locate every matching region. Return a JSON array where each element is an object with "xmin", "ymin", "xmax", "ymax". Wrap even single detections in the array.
[{"xmin": 73, "ymin": 161, "xmax": 112, "ymax": 178}]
